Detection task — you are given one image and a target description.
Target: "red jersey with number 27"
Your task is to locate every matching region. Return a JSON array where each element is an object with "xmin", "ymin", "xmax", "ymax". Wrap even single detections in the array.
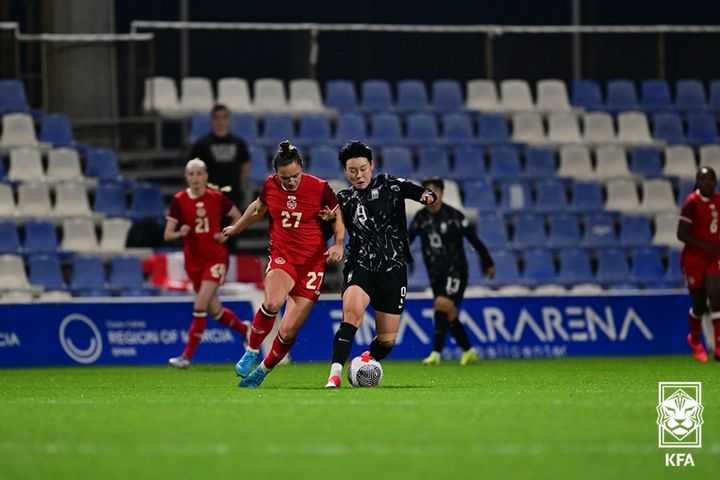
[
  {"xmin": 259, "ymin": 173, "xmax": 338, "ymax": 264},
  {"xmin": 679, "ymin": 190, "xmax": 720, "ymax": 262}
]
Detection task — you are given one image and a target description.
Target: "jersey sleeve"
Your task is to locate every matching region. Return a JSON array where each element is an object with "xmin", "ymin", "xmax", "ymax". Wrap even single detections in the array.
[
  {"xmin": 167, "ymin": 196, "xmax": 182, "ymax": 223},
  {"xmin": 258, "ymin": 178, "xmax": 270, "ymax": 205},
  {"xmin": 388, "ymin": 175, "xmax": 435, "ymax": 203},
  {"xmin": 321, "ymin": 182, "xmax": 339, "ymax": 211},
  {"xmin": 680, "ymin": 197, "xmax": 697, "ymax": 224},
  {"xmin": 220, "ymin": 194, "xmax": 234, "ymax": 216}
]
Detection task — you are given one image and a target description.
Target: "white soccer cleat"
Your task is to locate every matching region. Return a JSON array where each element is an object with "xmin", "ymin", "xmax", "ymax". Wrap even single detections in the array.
[
  {"xmin": 324, "ymin": 375, "xmax": 341, "ymax": 388},
  {"xmin": 168, "ymin": 355, "xmax": 191, "ymax": 369}
]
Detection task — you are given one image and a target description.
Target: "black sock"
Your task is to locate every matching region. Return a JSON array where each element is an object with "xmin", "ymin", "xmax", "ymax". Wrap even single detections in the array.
[
  {"xmin": 432, "ymin": 310, "xmax": 450, "ymax": 352},
  {"xmin": 449, "ymin": 319, "xmax": 472, "ymax": 350},
  {"xmin": 369, "ymin": 337, "xmax": 393, "ymax": 361},
  {"xmin": 331, "ymin": 322, "xmax": 358, "ymax": 365}
]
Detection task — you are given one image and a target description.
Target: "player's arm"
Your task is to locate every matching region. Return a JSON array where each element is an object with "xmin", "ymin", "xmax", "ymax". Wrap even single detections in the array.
[
  {"xmin": 325, "ymin": 207, "xmax": 345, "ymax": 263},
  {"xmin": 462, "ymin": 219, "xmax": 496, "ymax": 278},
  {"xmin": 163, "ymin": 217, "xmax": 190, "ymax": 241},
  {"xmin": 395, "ymin": 177, "xmax": 437, "ymax": 205},
  {"xmin": 222, "ymin": 198, "xmax": 268, "ymax": 238}
]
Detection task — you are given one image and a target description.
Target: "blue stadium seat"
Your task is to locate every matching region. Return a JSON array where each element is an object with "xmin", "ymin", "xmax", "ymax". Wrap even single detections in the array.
[
  {"xmin": 297, "ymin": 114, "xmax": 332, "ymax": 146},
  {"xmin": 334, "ymin": 112, "xmax": 367, "ymax": 144},
  {"xmin": 477, "ymin": 114, "xmax": 510, "ymax": 145},
  {"xmin": 631, "ymin": 247, "xmax": 666, "ymax": 284},
  {"xmin": 0, "ymin": 154, "xmax": 5, "ymax": 177},
  {"xmin": 380, "ymin": 146, "xmax": 414, "ymax": 177},
  {"xmin": 230, "ymin": 113, "xmax": 259, "ymax": 143},
  {"xmin": 417, "ymin": 147, "xmax": 450, "ymax": 177},
  {"xmin": 534, "ymin": 179, "xmax": 568, "ymax": 211},
  {"xmin": 547, "ymin": 212, "xmax": 580, "ymax": 247},
  {"xmin": 189, "ymin": 113, "xmax": 210, "ymax": 144},
  {"xmin": 463, "ymin": 179, "xmax": 497, "ymax": 211},
  {"xmin": 308, "ymin": 145, "xmax": 341, "ymax": 179},
  {"xmin": 675, "ymin": 80, "xmax": 707, "ymax": 113},
  {"xmin": 571, "ymin": 79, "xmax": 603, "ymax": 110},
  {"xmin": 369, "ymin": 113, "xmax": 403, "ymax": 146},
  {"xmin": 360, "ymin": 80, "xmax": 393, "ymax": 112},
  {"xmin": 406, "ymin": 113, "xmax": 439, "ymax": 145},
  {"xmin": 596, "ymin": 248, "xmax": 631, "ymax": 283},
  {"xmin": 28, "ymin": 254, "xmax": 66, "ymax": 290},
  {"xmin": 664, "ymin": 249, "xmax": 683, "ymax": 285},
  {"xmin": 677, "ymin": 178, "xmax": 695, "ymax": 206},
  {"xmin": 605, "ymin": 79, "xmax": 639, "ymax": 113},
  {"xmin": 441, "ymin": 113, "xmax": 475, "ymax": 145},
  {"xmin": 325, "ymin": 80, "xmax": 358, "ymax": 111},
  {"xmin": 129, "ymin": 183, "xmax": 165, "ymax": 219},
  {"xmin": 477, "ymin": 213, "xmax": 508, "ymax": 248},
  {"xmin": 630, "ymin": 147, "xmax": 663, "ymax": 176},
  {"xmin": 396, "ymin": 80, "xmax": 428, "ymax": 112},
  {"xmin": 500, "ymin": 179, "xmax": 532, "ymax": 210},
  {"xmin": 93, "ymin": 183, "xmax": 126, "ymax": 217},
  {"xmin": 0, "ymin": 221, "xmax": 20, "ymax": 254},
  {"xmin": 249, "ymin": 146, "xmax": 271, "ymax": 183},
  {"xmin": 619, "ymin": 215, "xmax": 652, "ymax": 247},
  {"xmin": 512, "ymin": 213, "xmax": 546, "ymax": 247},
  {"xmin": 488, "ymin": 146, "xmax": 521, "ymax": 178},
  {"xmin": 524, "ymin": 148, "xmax": 556, "ymax": 177},
  {"xmin": 570, "ymin": 181, "xmax": 604, "ymax": 211},
  {"xmin": 259, "ymin": 114, "xmax": 295, "ymax": 146},
  {"xmin": 484, "ymin": 249, "xmax": 521, "ymax": 286},
  {"xmin": 558, "ymin": 248, "xmax": 594, "ymax": 284},
  {"xmin": 687, "ymin": 113, "xmax": 719, "ymax": 145},
  {"xmin": 108, "ymin": 256, "xmax": 145, "ymax": 290},
  {"xmin": 522, "ymin": 248, "xmax": 556, "ymax": 285},
  {"xmin": 407, "ymin": 263, "xmax": 430, "ymax": 291},
  {"xmin": 0, "ymin": 79, "xmax": 30, "ymax": 114},
  {"xmin": 39, "ymin": 113, "xmax": 74, "ymax": 147},
  {"xmin": 121, "ymin": 288, "xmax": 158, "ymax": 297},
  {"xmin": 71, "ymin": 256, "xmax": 106, "ymax": 291},
  {"xmin": 23, "ymin": 220, "xmax": 59, "ymax": 254},
  {"xmin": 85, "ymin": 148, "xmax": 121, "ymax": 182},
  {"xmin": 652, "ymin": 113, "xmax": 685, "ymax": 144},
  {"xmin": 451, "ymin": 146, "xmax": 485, "ymax": 179},
  {"xmin": 582, "ymin": 212, "xmax": 617, "ymax": 247},
  {"xmin": 431, "ymin": 80, "xmax": 464, "ymax": 112},
  {"xmin": 640, "ymin": 79, "xmax": 673, "ymax": 112},
  {"xmin": 709, "ymin": 80, "xmax": 720, "ymax": 112}
]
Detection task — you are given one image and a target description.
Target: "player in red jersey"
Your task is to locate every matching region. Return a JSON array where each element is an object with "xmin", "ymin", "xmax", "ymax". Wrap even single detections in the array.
[
  {"xmin": 165, "ymin": 158, "xmax": 249, "ymax": 369},
  {"xmin": 678, "ymin": 166, "xmax": 720, "ymax": 362},
  {"xmin": 222, "ymin": 141, "xmax": 345, "ymax": 388}
]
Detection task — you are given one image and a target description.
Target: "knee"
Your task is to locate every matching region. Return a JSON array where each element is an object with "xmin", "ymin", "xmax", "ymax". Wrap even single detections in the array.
[
  {"xmin": 343, "ymin": 308, "xmax": 364, "ymax": 327},
  {"xmin": 263, "ymin": 297, "xmax": 285, "ymax": 314}
]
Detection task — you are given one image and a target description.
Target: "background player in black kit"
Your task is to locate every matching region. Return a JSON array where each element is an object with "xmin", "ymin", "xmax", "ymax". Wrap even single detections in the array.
[
  {"xmin": 409, "ymin": 178, "xmax": 496, "ymax": 366},
  {"xmin": 325, "ymin": 141, "xmax": 437, "ymax": 388}
]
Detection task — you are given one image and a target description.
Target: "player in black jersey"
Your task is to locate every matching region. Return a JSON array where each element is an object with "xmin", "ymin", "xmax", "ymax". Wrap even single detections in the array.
[
  {"xmin": 409, "ymin": 178, "xmax": 495, "ymax": 366},
  {"xmin": 325, "ymin": 141, "xmax": 437, "ymax": 388}
]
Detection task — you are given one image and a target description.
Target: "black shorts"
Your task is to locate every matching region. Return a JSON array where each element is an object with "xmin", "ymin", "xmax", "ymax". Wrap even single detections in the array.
[
  {"xmin": 342, "ymin": 265, "xmax": 408, "ymax": 315},
  {"xmin": 430, "ymin": 273, "xmax": 468, "ymax": 306}
]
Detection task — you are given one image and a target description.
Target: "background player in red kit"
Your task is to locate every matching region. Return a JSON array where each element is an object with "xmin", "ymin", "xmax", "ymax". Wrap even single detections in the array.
[
  {"xmin": 678, "ymin": 165, "xmax": 720, "ymax": 362},
  {"xmin": 222, "ymin": 141, "xmax": 345, "ymax": 388},
  {"xmin": 165, "ymin": 158, "xmax": 248, "ymax": 368}
]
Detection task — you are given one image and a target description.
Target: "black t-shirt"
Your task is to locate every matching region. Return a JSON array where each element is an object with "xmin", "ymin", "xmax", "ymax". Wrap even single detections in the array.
[{"xmin": 189, "ymin": 133, "xmax": 250, "ymax": 205}]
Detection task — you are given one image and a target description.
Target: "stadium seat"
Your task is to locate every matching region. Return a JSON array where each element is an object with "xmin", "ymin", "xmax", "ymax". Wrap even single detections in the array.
[
  {"xmin": 417, "ymin": 147, "xmax": 450, "ymax": 177},
  {"xmin": 380, "ymin": 146, "xmax": 414, "ymax": 177},
  {"xmin": 640, "ymin": 178, "xmax": 676, "ymax": 213},
  {"xmin": 430, "ymin": 79, "xmax": 464, "ymax": 113},
  {"xmin": 652, "ymin": 113, "xmax": 685, "ymax": 144},
  {"xmin": 28, "ymin": 255, "xmax": 66, "ymax": 290},
  {"xmin": 369, "ymin": 113, "xmax": 403, "ymax": 146},
  {"xmin": 534, "ymin": 178, "xmax": 568, "ymax": 211},
  {"xmin": 596, "ymin": 248, "xmax": 631, "ymax": 283},
  {"xmin": 61, "ymin": 218, "xmax": 98, "ymax": 252},
  {"xmin": 665, "ymin": 249, "xmax": 683, "ymax": 284},
  {"xmin": 640, "ymin": 79, "xmax": 673, "ymax": 112},
  {"xmin": 558, "ymin": 146, "xmax": 594, "ymax": 180},
  {"xmin": 0, "ymin": 254, "xmax": 30, "ymax": 290},
  {"xmin": 248, "ymin": 146, "xmax": 271, "ymax": 183},
  {"xmin": 595, "ymin": 145, "xmax": 630, "ymax": 180},
  {"xmin": 463, "ymin": 179, "xmax": 497, "ymax": 211},
  {"xmin": 259, "ymin": 114, "xmax": 295, "ymax": 147},
  {"xmin": 511, "ymin": 112, "xmax": 545, "ymax": 143},
  {"xmin": 619, "ymin": 215, "xmax": 652, "ymax": 246},
  {"xmin": 675, "ymin": 80, "xmax": 706, "ymax": 113},
  {"xmin": 617, "ymin": 112, "xmax": 653, "ymax": 144},
  {"xmin": 536, "ymin": 79, "xmax": 571, "ymax": 112},
  {"xmin": 296, "ymin": 114, "xmax": 332, "ymax": 146},
  {"xmin": 16, "ymin": 182, "xmax": 52, "ymax": 217},
  {"xmin": 571, "ymin": 79, "xmax": 603, "ymax": 110},
  {"xmin": 477, "ymin": 212, "xmax": 508, "ymax": 248},
  {"xmin": 547, "ymin": 112, "xmax": 582, "ymax": 143},
  {"xmin": 512, "ymin": 212, "xmax": 546, "ymax": 247},
  {"xmin": 605, "ymin": 178, "xmax": 641, "ymax": 212},
  {"xmin": 407, "ymin": 262, "xmax": 430, "ymax": 292},
  {"xmin": 360, "ymin": 80, "xmax": 393, "ymax": 112},
  {"xmin": 217, "ymin": 77, "xmax": 252, "ymax": 112},
  {"xmin": 46, "ymin": 148, "xmax": 82, "ymax": 183},
  {"xmin": 334, "ymin": 112, "xmax": 367, "ymax": 144},
  {"xmin": 686, "ymin": 112, "xmax": 719, "ymax": 145},
  {"xmin": 70, "ymin": 255, "xmax": 106, "ymax": 291},
  {"xmin": 0, "ymin": 79, "xmax": 30, "ymax": 114},
  {"xmin": 129, "ymin": 183, "xmax": 165, "ymax": 219},
  {"xmin": 108, "ymin": 256, "xmax": 145, "ymax": 290},
  {"xmin": 699, "ymin": 145, "xmax": 720, "ymax": 172},
  {"xmin": 631, "ymin": 247, "xmax": 666, "ymax": 284},
  {"xmin": 93, "ymin": 182, "xmax": 126, "ymax": 216},
  {"xmin": 547, "ymin": 212, "xmax": 580, "ymax": 247},
  {"xmin": 142, "ymin": 76, "xmax": 180, "ymax": 116},
  {"xmin": 253, "ymin": 78, "xmax": 288, "ymax": 114},
  {"xmin": 230, "ymin": 113, "xmax": 259, "ymax": 143},
  {"xmin": 325, "ymin": 80, "xmax": 357, "ymax": 111},
  {"xmin": 485, "ymin": 249, "xmax": 521, "ymax": 286},
  {"xmin": 0, "ymin": 221, "xmax": 20, "ymax": 254},
  {"xmin": 406, "ymin": 113, "xmax": 439, "ymax": 145},
  {"xmin": 100, "ymin": 218, "xmax": 132, "ymax": 252},
  {"xmin": 663, "ymin": 145, "xmax": 696, "ymax": 179},
  {"xmin": 524, "ymin": 147, "xmax": 556, "ymax": 177},
  {"xmin": 1, "ymin": 113, "xmax": 38, "ymax": 148},
  {"xmin": 85, "ymin": 148, "xmax": 121, "ymax": 182},
  {"xmin": 23, "ymin": 220, "xmax": 58, "ymax": 254},
  {"xmin": 441, "ymin": 113, "xmax": 475, "ymax": 145},
  {"xmin": 396, "ymin": 80, "xmax": 428, "ymax": 112},
  {"xmin": 630, "ymin": 147, "xmax": 663, "ymax": 176},
  {"xmin": 653, "ymin": 212, "xmax": 681, "ymax": 248},
  {"xmin": 500, "ymin": 179, "xmax": 531, "ymax": 210},
  {"xmin": 0, "ymin": 183, "xmax": 13, "ymax": 217},
  {"xmin": 582, "ymin": 212, "xmax": 617, "ymax": 246},
  {"xmin": 188, "ymin": 113, "xmax": 210, "ymax": 144},
  {"xmin": 500, "ymin": 79, "xmax": 534, "ymax": 111},
  {"xmin": 308, "ymin": 145, "xmax": 341, "ymax": 179},
  {"xmin": 522, "ymin": 248, "xmax": 556, "ymax": 285},
  {"xmin": 558, "ymin": 249, "xmax": 594, "ymax": 284},
  {"xmin": 709, "ymin": 80, "xmax": 720, "ymax": 112},
  {"xmin": 582, "ymin": 112, "xmax": 616, "ymax": 143},
  {"xmin": 39, "ymin": 114, "xmax": 74, "ymax": 147},
  {"xmin": 478, "ymin": 114, "xmax": 511, "ymax": 145},
  {"xmin": 8, "ymin": 148, "xmax": 44, "ymax": 182},
  {"xmin": 488, "ymin": 146, "xmax": 521, "ymax": 178},
  {"xmin": 466, "ymin": 79, "xmax": 499, "ymax": 111},
  {"xmin": 178, "ymin": 78, "xmax": 215, "ymax": 115},
  {"xmin": 605, "ymin": 79, "xmax": 639, "ymax": 113},
  {"xmin": 451, "ymin": 146, "xmax": 485, "ymax": 179},
  {"xmin": 677, "ymin": 178, "xmax": 695, "ymax": 206},
  {"xmin": 289, "ymin": 79, "xmax": 325, "ymax": 114},
  {"xmin": 53, "ymin": 182, "xmax": 91, "ymax": 217}
]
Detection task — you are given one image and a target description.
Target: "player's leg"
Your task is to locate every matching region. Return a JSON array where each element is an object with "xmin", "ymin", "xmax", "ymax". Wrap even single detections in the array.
[
  {"xmin": 703, "ymin": 273, "xmax": 720, "ymax": 360},
  {"xmin": 682, "ymin": 259, "xmax": 709, "ymax": 362},
  {"xmin": 208, "ymin": 294, "xmax": 250, "ymax": 339},
  {"xmin": 423, "ymin": 295, "xmax": 452, "ymax": 365},
  {"xmin": 367, "ymin": 267, "xmax": 407, "ymax": 362},
  {"xmin": 371, "ymin": 311, "xmax": 401, "ymax": 361},
  {"xmin": 169, "ymin": 279, "xmax": 220, "ymax": 368}
]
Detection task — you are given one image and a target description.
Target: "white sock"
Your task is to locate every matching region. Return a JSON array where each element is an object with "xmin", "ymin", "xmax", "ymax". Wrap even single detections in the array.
[{"xmin": 330, "ymin": 362, "xmax": 342, "ymax": 377}]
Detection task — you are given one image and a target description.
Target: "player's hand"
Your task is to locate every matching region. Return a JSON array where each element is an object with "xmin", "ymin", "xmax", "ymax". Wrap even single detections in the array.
[
  {"xmin": 484, "ymin": 265, "xmax": 496, "ymax": 279},
  {"xmin": 213, "ymin": 232, "xmax": 228, "ymax": 243},
  {"xmin": 324, "ymin": 244, "xmax": 344, "ymax": 263},
  {"xmin": 222, "ymin": 225, "xmax": 236, "ymax": 238},
  {"xmin": 178, "ymin": 224, "xmax": 191, "ymax": 237},
  {"xmin": 420, "ymin": 192, "xmax": 436, "ymax": 205},
  {"xmin": 318, "ymin": 206, "xmax": 336, "ymax": 221}
]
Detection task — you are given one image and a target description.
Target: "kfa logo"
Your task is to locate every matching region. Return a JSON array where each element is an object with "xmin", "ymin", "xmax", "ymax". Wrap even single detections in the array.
[{"xmin": 657, "ymin": 382, "xmax": 703, "ymax": 468}]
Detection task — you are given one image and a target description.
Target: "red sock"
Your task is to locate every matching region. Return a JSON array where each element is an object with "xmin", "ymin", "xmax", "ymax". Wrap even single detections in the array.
[
  {"xmin": 248, "ymin": 304, "xmax": 278, "ymax": 350},
  {"xmin": 262, "ymin": 333, "xmax": 295, "ymax": 370},
  {"xmin": 214, "ymin": 307, "xmax": 248, "ymax": 336},
  {"xmin": 182, "ymin": 312, "xmax": 207, "ymax": 359}
]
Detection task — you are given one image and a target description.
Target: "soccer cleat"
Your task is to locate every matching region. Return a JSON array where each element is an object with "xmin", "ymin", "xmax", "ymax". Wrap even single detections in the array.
[
  {"xmin": 459, "ymin": 347, "xmax": 479, "ymax": 366},
  {"xmin": 421, "ymin": 351, "xmax": 441, "ymax": 366},
  {"xmin": 168, "ymin": 355, "xmax": 191, "ymax": 369},
  {"xmin": 687, "ymin": 334, "xmax": 708, "ymax": 363},
  {"xmin": 324, "ymin": 375, "xmax": 341, "ymax": 388},
  {"xmin": 238, "ymin": 366, "xmax": 268, "ymax": 388},
  {"xmin": 235, "ymin": 350, "xmax": 258, "ymax": 378}
]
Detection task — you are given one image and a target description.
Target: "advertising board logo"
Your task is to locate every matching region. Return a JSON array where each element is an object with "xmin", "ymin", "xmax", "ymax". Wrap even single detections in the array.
[
  {"xmin": 59, "ymin": 314, "xmax": 103, "ymax": 364},
  {"xmin": 657, "ymin": 382, "xmax": 703, "ymax": 448}
]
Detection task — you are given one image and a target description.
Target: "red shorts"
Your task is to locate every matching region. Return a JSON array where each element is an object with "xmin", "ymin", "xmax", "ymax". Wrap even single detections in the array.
[
  {"xmin": 266, "ymin": 254, "xmax": 327, "ymax": 301},
  {"xmin": 681, "ymin": 251, "xmax": 720, "ymax": 289},
  {"xmin": 186, "ymin": 260, "xmax": 227, "ymax": 292}
]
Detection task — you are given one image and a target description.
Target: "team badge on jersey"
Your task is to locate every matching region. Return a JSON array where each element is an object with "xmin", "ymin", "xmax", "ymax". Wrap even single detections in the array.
[
  {"xmin": 390, "ymin": 185, "xmax": 400, "ymax": 192},
  {"xmin": 275, "ymin": 257, "xmax": 286, "ymax": 265},
  {"xmin": 371, "ymin": 188, "xmax": 380, "ymax": 200},
  {"xmin": 286, "ymin": 196, "xmax": 297, "ymax": 210},
  {"xmin": 440, "ymin": 222, "xmax": 447, "ymax": 234},
  {"xmin": 195, "ymin": 201, "xmax": 206, "ymax": 217}
]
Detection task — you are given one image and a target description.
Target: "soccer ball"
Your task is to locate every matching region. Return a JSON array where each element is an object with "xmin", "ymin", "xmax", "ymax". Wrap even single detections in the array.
[{"xmin": 347, "ymin": 352, "xmax": 383, "ymax": 387}]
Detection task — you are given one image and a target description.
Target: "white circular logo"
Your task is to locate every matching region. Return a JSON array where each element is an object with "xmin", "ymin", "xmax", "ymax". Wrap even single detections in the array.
[
  {"xmin": 59, "ymin": 314, "xmax": 103, "ymax": 364},
  {"xmin": 275, "ymin": 257, "xmax": 286, "ymax": 265}
]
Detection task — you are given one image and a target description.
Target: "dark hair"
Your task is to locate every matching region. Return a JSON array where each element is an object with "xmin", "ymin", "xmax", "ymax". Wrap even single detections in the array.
[
  {"xmin": 211, "ymin": 104, "xmax": 230, "ymax": 117},
  {"xmin": 272, "ymin": 140, "xmax": 303, "ymax": 170},
  {"xmin": 694, "ymin": 165, "xmax": 717, "ymax": 190},
  {"xmin": 338, "ymin": 141, "xmax": 373, "ymax": 168},
  {"xmin": 421, "ymin": 177, "xmax": 445, "ymax": 191}
]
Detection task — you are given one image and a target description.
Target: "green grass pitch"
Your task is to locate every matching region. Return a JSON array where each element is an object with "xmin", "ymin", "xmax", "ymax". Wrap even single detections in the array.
[{"xmin": 1, "ymin": 356, "xmax": 718, "ymax": 480}]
